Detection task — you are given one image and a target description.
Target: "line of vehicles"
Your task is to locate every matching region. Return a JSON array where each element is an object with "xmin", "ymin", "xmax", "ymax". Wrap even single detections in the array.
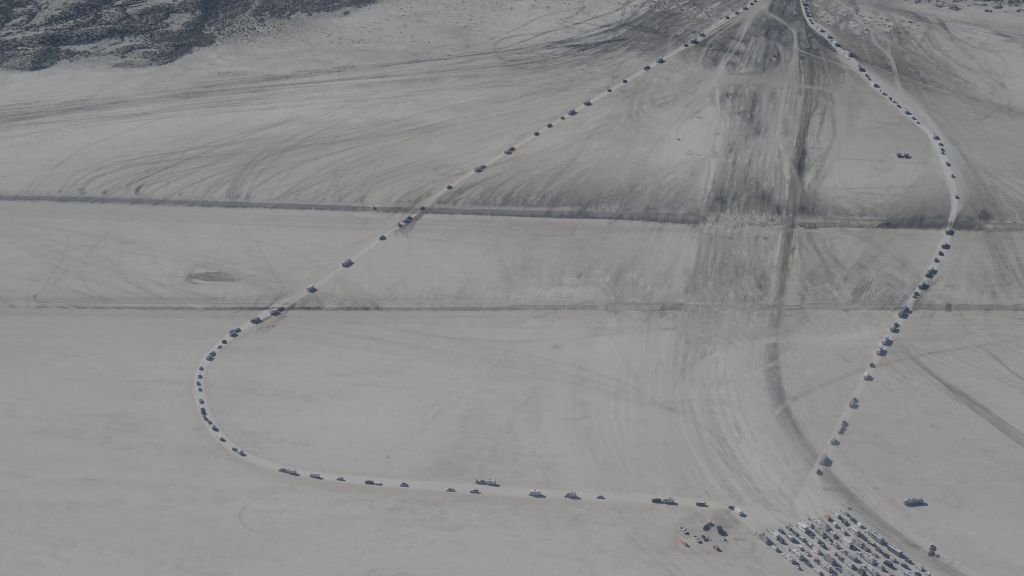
[
  {"xmin": 802, "ymin": 0, "xmax": 960, "ymax": 484},
  {"xmin": 193, "ymin": 0, "xmax": 773, "ymax": 514}
]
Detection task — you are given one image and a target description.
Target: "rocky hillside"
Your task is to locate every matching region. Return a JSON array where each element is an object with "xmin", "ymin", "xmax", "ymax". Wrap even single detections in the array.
[{"xmin": 0, "ymin": 0, "xmax": 370, "ymax": 70}]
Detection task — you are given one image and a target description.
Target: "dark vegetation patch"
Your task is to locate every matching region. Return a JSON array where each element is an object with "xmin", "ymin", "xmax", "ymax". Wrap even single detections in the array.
[{"xmin": 1, "ymin": 0, "xmax": 372, "ymax": 70}]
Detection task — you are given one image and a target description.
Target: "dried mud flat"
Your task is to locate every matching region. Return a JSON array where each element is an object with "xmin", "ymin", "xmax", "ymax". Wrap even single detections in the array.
[{"xmin": 2, "ymin": 0, "xmax": 1023, "ymax": 575}]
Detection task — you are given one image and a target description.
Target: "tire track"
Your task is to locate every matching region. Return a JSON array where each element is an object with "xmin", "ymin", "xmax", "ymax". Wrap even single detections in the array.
[{"xmin": 908, "ymin": 354, "xmax": 1024, "ymax": 450}]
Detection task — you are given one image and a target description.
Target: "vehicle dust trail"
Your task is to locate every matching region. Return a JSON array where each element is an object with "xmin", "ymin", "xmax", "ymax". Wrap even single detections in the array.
[{"xmin": 192, "ymin": 1, "xmax": 768, "ymax": 509}]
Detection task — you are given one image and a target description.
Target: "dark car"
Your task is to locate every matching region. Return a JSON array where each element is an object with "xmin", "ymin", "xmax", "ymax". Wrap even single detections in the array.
[
  {"xmin": 474, "ymin": 165, "xmax": 487, "ymax": 173},
  {"xmin": 306, "ymin": 286, "xmax": 317, "ymax": 294},
  {"xmin": 379, "ymin": 235, "xmax": 387, "ymax": 241},
  {"xmin": 342, "ymin": 259, "xmax": 354, "ymax": 268},
  {"xmin": 310, "ymin": 473, "xmax": 323, "ymax": 480},
  {"xmin": 657, "ymin": 57, "xmax": 666, "ymax": 64},
  {"xmin": 279, "ymin": 468, "xmax": 299, "ymax": 476},
  {"xmin": 250, "ymin": 317, "xmax": 262, "ymax": 325}
]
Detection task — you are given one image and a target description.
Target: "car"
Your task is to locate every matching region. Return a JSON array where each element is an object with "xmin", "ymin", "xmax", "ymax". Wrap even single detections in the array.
[
  {"xmin": 717, "ymin": 525, "xmax": 729, "ymax": 537},
  {"xmin": 475, "ymin": 478, "xmax": 501, "ymax": 487},
  {"xmin": 269, "ymin": 308, "xmax": 282, "ymax": 316},
  {"xmin": 547, "ymin": 123, "xmax": 554, "ymax": 128},
  {"xmin": 933, "ymin": 135, "xmax": 940, "ymax": 141},
  {"xmin": 469, "ymin": 488, "xmax": 481, "ymax": 494},
  {"xmin": 400, "ymin": 482, "xmax": 410, "ymax": 487},
  {"xmin": 206, "ymin": 354, "xmax": 215, "ymax": 362},
  {"xmin": 830, "ymin": 438, "xmax": 840, "ymax": 446},
  {"xmin": 657, "ymin": 57, "xmax": 666, "ymax": 63},
  {"xmin": 529, "ymin": 489, "xmax": 545, "ymax": 498},
  {"xmin": 876, "ymin": 347, "xmax": 887, "ymax": 357},
  {"xmin": 306, "ymin": 286, "xmax": 317, "ymax": 294},
  {"xmin": 364, "ymin": 480, "xmax": 382, "ymax": 486},
  {"xmin": 534, "ymin": 131, "xmax": 540, "ymax": 136},
  {"xmin": 238, "ymin": 450, "xmax": 247, "ymax": 457},
  {"xmin": 695, "ymin": 501, "xmax": 708, "ymax": 507},
  {"xmin": 941, "ymin": 242, "xmax": 951, "ymax": 250},
  {"xmin": 583, "ymin": 100, "xmax": 592, "ymax": 107},
  {"xmin": 336, "ymin": 476, "xmax": 346, "ymax": 482},
  {"xmin": 596, "ymin": 495, "xmax": 606, "ymax": 500},
  {"xmin": 643, "ymin": 65, "xmax": 651, "ymax": 71},
  {"xmin": 446, "ymin": 487, "xmax": 456, "ymax": 493},
  {"xmin": 342, "ymin": 259, "xmax": 354, "ymax": 268},
  {"xmin": 474, "ymin": 165, "xmax": 488, "ymax": 173},
  {"xmin": 820, "ymin": 455, "xmax": 833, "ymax": 467},
  {"xmin": 713, "ymin": 545, "xmax": 723, "ymax": 552},
  {"xmin": 279, "ymin": 468, "xmax": 299, "ymax": 476},
  {"xmin": 738, "ymin": 510, "xmax": 747, "ymax": 518},
  {"xmin": 403, "ymin": 216, "xmax": 413, "ymax": 224},
  {"xmin": 904, "ymin": 497, "xmax": 927, "ymax": 507},
  {"xmin": 310, "ymin": 473, "xmax": 323, "ymax": 480},
  {"xmin": 211, "ymin": 425, "xmax": 219, "ymax": 432},
  {"xmin": 882, "ymin": 336, "xmax": 893, "ymax": 346},
  {"xmin": 622, "ymin": 79, "xmax": 628, "ymax": 83},
  {"xmin": 446, "ymin": 185, "xmax": 454, "ymax": 190},
  {"xmin": 564, "ymin": 491, "xmax": 581, "ymax": 500},
  {"xmin": 250, "ymin": 317, "xmax": 262, "ymax": 325},
  {"xmin": 839, "ymin": 420, "xmax": 849, "ymax": 434},
  {"xmin": 945, "ymin": 228, "xmax": 955, "ymax": 236},
  {"xmin": 850, "ymin": 397, "xmax": 860, "ymax": 409},
  {"xmin": 863, "ymin": 373, "xmax": 873, "ymax": 381},
  {"xmin": 505, "ymin": 146, "xmax": 516, "ymax": 154},
  {"xmin": 918, "ymin": 282, "xmax": 929, "ymax": 291},
  {"xmin": 567, "ymin": 109, "xmax": 577, "ymax": 116}
]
